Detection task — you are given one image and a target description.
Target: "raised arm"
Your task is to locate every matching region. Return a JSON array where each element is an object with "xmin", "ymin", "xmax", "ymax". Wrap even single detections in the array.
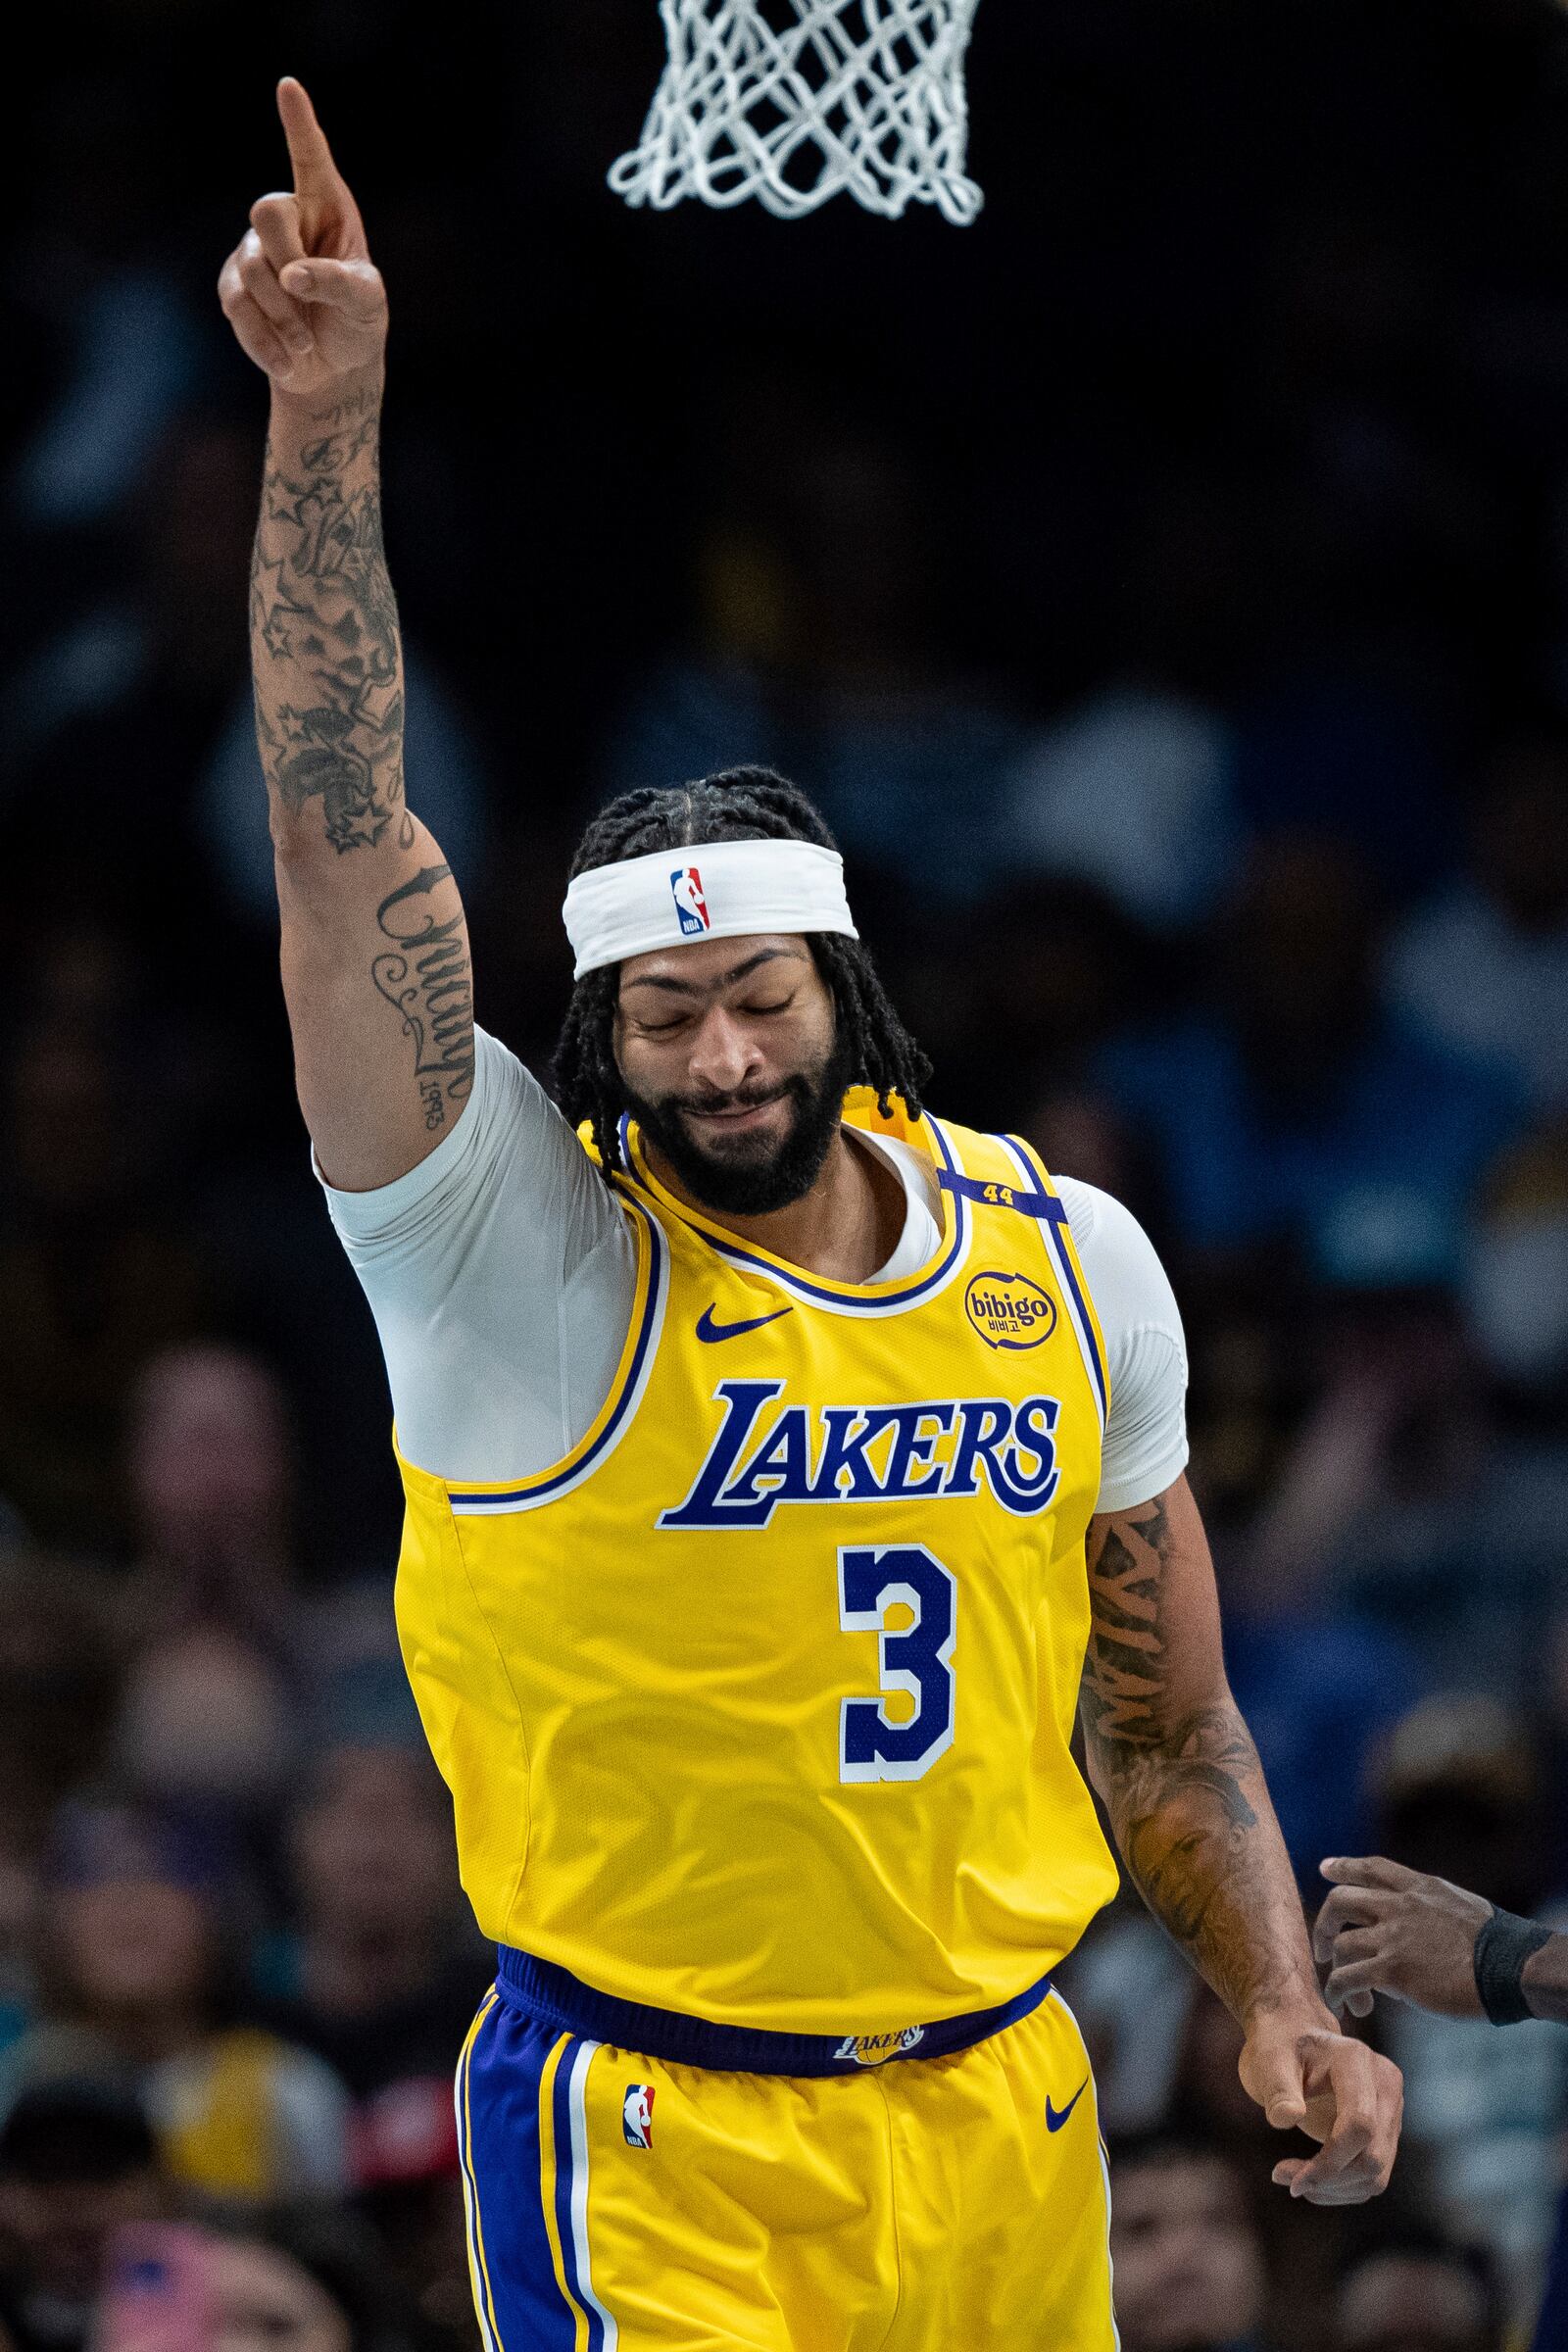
[
  {"xmin": 1081, "ymin": 1473, "xmax": 1403, "ymax": 2203},
  {"xmin": 220, "ymin": 78, "xmax": 473, "ymax": 1190}
]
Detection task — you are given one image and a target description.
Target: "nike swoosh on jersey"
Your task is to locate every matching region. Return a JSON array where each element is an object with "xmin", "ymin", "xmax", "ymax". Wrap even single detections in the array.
[
  {"xmin": 1045, "ymin": 2080, "xmax": 1088, "ymax": 2132},
  {"xmin": 696, "ymin": 1303, "xmax": 795, "ymax": 1345}
]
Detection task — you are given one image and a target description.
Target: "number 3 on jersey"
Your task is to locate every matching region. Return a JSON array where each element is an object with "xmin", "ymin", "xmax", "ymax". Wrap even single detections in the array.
[{"xmin": 838, "ymin": 1544, "xmax": 956, "ymax": 1784}]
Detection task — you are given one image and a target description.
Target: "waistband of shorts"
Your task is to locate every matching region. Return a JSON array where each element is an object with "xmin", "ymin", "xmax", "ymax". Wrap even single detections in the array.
[{"xmin": 493, "ymin": 1945, "xmax": 1054, "ymax": 2077}]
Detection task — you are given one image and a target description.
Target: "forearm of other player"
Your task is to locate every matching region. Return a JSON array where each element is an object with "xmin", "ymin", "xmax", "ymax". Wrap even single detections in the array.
[{"xmin": 1317, "ymin": 1856, "xmax": 1568, "ymax": 2026}]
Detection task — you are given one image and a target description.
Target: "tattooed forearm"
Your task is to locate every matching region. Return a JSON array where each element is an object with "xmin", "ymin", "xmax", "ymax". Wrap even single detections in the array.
[
  {"xmin": 250, "ymin": 384, "xmax": 413, "ymax": 856},
  {"xmin": 1098, "ymin": 1697, "xmax": 1276, "ymax": 2020},
  {"xmin": 371, "ymin": 864, "xmax": 474, "ymax": 1127},
  {"xmin": 1083, "ymin": 1494, "xmax": 1322, "ymax": 2024}
]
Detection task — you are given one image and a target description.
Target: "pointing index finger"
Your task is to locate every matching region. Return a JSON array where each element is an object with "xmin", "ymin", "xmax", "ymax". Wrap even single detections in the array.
[
  {"xmin": 1321, "ymin": 1856, "xmax": 1415, "ymax": 1892},
  {"xmin": 277, "ymin": 76, "xmax": 341, "ymax": 205}
]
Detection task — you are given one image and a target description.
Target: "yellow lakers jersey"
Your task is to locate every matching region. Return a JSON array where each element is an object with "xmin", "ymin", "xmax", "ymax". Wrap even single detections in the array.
[{"xmin": 394, "ymin": 1095, "xmax": 1121, "ymax": 2034}]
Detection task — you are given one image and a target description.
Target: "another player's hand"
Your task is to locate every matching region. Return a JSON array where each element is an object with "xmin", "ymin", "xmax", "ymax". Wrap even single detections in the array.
[
  {"xmin": 218, "ymin": 78, "xmax": 387, "ymax": 398},
  {"xmin": 1315, "ymin": 1854, "xmax": 1491, "ymax": 2021},
  {"xmin": 1239, "ymin": 2008, "xmax": 1402, "ymax": 2204}
]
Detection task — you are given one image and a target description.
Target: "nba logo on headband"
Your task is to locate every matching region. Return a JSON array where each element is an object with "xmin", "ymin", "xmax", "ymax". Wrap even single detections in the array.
[
  {"xmin": 670, "ymin": 867, "xmax": 710, "ymax": 937},
  {"xmin": 563, "ymin": 839, "xmax": 857, "ymax": 978}
]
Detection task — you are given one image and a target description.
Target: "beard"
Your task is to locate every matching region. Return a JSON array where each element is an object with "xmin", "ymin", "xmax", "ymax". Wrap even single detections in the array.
[{"xmin": 623, "ymin": 1028, "xmax": 856, "ymax": 1216}]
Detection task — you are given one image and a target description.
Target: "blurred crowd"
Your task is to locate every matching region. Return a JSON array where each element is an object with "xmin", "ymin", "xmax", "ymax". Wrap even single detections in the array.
[{"xmin": 7, "ymin": 0, "xmax": 1568, "ymax": 2343}]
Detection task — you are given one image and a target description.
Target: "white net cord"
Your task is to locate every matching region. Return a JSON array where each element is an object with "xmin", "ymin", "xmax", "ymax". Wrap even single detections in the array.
[{"xmin": 610, "ymin": 0, "xmax": 984, "ymax": 224}]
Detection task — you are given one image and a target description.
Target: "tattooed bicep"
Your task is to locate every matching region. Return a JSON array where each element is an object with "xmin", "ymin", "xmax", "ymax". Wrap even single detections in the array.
[
  {"xmin": 1082, "ymin": 1496, "xmax": 1172, "ymax": 1752},
  {"xmin": 1080, "ymin": 1477, "xmax": 1225, "ymax": 1759}
]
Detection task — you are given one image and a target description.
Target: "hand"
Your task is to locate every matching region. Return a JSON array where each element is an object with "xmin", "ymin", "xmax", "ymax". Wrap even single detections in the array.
[
  {"xmin": 1239, "ymin": 2008, "xmax": 1402, "ymax": 2204},
  {"xmin": 218, "ymin": 78, "xmax": 387, "ymax": 399},
  {"xmin": 1315, "ymin": 1854, "xmax": 1491, "ymax": 2020}
]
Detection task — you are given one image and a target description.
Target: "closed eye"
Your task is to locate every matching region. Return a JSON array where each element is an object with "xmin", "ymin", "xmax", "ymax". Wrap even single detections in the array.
[{"xmin": 626, "ymin": 983, "xmax": 800, "ymax": 1039}]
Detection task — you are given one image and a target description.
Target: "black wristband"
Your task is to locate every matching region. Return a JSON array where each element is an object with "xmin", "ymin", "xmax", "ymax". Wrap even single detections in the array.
[{"xmin": 1473, "ymin": 1905, "xmax": 1553, "ymax": 2026}]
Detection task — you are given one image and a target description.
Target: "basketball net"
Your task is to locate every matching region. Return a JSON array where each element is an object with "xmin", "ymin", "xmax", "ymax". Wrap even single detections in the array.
[{"xmin": 610, "ymin": 0, "xmax": 984, "ymax": 224}]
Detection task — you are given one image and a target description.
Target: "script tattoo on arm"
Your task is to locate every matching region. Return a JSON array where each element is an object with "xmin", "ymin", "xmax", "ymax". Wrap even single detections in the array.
[
  {"xmin": 1082, "ymin": 1494, "xmax": 1313, "ymax": 2024},
  {"xmin": 250, "ymin": 382, "xmax": 413, "ymax": 856},
  {"xmin": 372, "ymin": 864, "xmax": 474, "ymax": 1131}
]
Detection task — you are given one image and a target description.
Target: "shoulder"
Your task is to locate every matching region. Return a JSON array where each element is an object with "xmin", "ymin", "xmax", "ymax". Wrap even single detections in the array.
[
  {"xmin": 1046, "ymin": 1175, "xmax": 1190, "ymax": 1511},
  {"xmin": 1051, "ymin": 1176, "xmax": 1184, "ymax": 1354}
]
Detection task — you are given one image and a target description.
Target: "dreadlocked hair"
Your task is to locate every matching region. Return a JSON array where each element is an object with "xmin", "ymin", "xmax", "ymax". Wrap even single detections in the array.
[{"xmin": 552, "ymin": 765, "xmax": 932, "ymax": 1178}]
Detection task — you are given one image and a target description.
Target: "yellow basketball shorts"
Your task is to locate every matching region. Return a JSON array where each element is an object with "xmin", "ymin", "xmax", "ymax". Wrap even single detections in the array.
[{"xmin": 455, "ymin": 1963, "xmax": 1117, "ymax": 2350}]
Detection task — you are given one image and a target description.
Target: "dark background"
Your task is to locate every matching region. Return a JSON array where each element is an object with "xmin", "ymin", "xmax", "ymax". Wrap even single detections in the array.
[{"xmin": 0, "ymin": 3, "xmax": 1566, "ymax": 2346}]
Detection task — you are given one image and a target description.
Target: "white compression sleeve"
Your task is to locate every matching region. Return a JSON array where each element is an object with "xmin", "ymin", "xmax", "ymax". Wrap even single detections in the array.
[
  {"xmin": 1052, "ymin": 1173, "xmax": 1190, "ymax": 1513},
  {"xmin": 318, "ymin": 1026, "xmax": 636, "ymax": 1481}
]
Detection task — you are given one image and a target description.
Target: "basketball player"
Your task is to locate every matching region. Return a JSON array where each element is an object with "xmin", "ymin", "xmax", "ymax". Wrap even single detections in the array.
[{"xmin": 220, "ymin": 79, "xmax": 1402, "ymax": 2348}]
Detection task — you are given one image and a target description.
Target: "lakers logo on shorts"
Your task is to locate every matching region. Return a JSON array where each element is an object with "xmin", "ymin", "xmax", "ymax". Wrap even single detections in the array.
[
  {"xmin": 831, "ymin": 2027, "xmax": 926, "ymax": 2067},
  {"xmin": 965, "ymin": 1271, "xmax": 1057, "ymax": 1350}
]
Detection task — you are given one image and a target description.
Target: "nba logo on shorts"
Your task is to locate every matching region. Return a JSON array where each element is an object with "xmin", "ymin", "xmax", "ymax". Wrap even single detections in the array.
[
  {"xmin": 622, "ymin": 2083, "xmax": 656, "ymax": 2147},
  {"xmin": 670, "ymin": 867, "xmax": 710, "ymax": 937}
]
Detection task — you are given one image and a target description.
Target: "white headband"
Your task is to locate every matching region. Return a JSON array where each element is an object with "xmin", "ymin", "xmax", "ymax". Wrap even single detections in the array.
[{"xmin": 563, "ymin": 837, "xmax": 858, "ymax": 979}]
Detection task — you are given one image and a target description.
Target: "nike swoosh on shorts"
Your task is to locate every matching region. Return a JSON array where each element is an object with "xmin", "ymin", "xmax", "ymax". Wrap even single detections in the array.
[{"xmin": 1045, "ymin": 2080, "xmax": 1088, "ymax": 2132}]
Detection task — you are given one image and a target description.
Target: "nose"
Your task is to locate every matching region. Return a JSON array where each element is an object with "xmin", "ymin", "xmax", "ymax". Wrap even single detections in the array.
[{"xmin": 687, "ymin": 1004, "xmax": 762, "ymax": 1097}]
